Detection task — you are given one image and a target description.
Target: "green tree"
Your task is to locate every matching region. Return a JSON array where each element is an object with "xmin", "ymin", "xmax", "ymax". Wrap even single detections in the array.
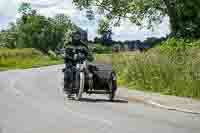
[
  {"xmin": 16, "ymin": 13, "xmax": 74, "ymax": 53},
  {"xmin": 73, "ymin": 0, "xmax": 200, "ymax": 38},
  {"xmin": 97, "ymin": 19, "xmax": 110, "ymax": 36},
  {"xmin": 97, "ymin": 18, "xmax": 113, "ymax": 45},
  {"xmin": 0, "ymin": 2, "xmax": 77, "ymax": 54},
  {"xmin": 18, "ymin": 2, "xmax": 32, "ymax": 15},
  {"xmin": 0, "ymin": 23, "xmax": 18, "ymax": 48}
]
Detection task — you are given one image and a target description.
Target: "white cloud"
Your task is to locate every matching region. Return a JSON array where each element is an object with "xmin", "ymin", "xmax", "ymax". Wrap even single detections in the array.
[
  {"xmin": 18, "ymin": 0, "xmax": 65, "ymax": 8},
  {"xmin": 0, "ymin": 0, "xmax": 18, "ymax": 17},
  {"xmin": 112, "ymin": 17, "xmax": 170, "ymax": 41}
]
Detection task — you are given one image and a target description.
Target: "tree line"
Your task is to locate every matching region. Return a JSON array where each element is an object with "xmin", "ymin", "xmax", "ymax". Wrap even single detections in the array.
[
  {"xmin": 0, "ymin": 3, "xmax": 81, "ymax": 54},
  {"xmin": 1, "ymin": 1, "xmax": 200, "ymax": 54}
]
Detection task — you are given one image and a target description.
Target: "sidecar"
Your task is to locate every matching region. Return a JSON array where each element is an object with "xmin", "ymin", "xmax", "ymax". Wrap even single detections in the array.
[
  {"xmin": 84, "ymin": 63, "xmax": 117, "ymax": 101},
  {"xmin": 62, "ymin": 63, "xmax": 117, "ymax": 101}
]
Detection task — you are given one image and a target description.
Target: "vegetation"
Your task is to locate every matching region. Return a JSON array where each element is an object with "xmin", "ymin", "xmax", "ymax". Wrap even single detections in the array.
[
  {"xmin": 158, "ymin": 38, "xmax": 200, "ymax": 49},
  {"xmin": 112, "ymin": 39, "xmax": 200, "ymax": 99},
  {"xmin": 0, "ymin": 48, "xmax": 63, "ymax": 71},
  {"xmin": 0, "ymin": 2, "xmax": 78, "ymax": 70},
  {"xmin": 0, "ymin": 3, "xmax": 79, "ymax": 53},
  {"xmin": 73, "ymin": 0, "xmax": 200, "ymax": 38},
  {"xmin": 96, "ymin": 18, "xmax": 113, "ymax": 46},
  {"xmin": 89, "ymin": 43, "xmax": 112, "ymax": 54}
]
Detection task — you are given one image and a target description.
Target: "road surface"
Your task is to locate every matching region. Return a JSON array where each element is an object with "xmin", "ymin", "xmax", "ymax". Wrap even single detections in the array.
[{"xmin": 0, "ymin": 65, "xmax": 200, "ymax": 133}]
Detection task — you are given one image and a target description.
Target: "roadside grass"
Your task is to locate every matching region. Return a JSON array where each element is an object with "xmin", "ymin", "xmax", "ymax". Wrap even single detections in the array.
[
  {"xmin": 0, "ymin": 48, "xmax": 111, "ymax": 71},
  {"xmin": 112, "ymin": 48, "xmax": 200, "ymax": 99},
  {"xmin": 0, "ymin": 48, "xmax": 63, "ymax": 71}
]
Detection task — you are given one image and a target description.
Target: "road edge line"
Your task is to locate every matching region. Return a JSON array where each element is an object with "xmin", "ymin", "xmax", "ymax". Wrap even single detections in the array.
[{"xmin": 126, "ymin": 95, "xmax": 200, "ymax": 115}]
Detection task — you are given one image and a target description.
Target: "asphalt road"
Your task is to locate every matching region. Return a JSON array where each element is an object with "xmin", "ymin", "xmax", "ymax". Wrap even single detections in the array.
[{"xmin": 0, "ymin": 65, "xmax": 200, "ymax": 133}]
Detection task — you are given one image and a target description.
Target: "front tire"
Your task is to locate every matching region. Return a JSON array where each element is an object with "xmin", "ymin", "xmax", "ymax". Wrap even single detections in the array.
[
  {"xmin": 63, "ymin": 69, "xmax": 73, "ymax": 98},
  {"xmin": 75, "ymin": 71, "xmax": 85, "ymax": 101}
]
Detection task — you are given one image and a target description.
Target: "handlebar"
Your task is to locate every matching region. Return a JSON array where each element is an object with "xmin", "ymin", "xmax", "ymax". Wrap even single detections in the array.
[
  {"xmin": 73, "ymin": 48, "xmax": 88, "ymax": 63},
  {"xmin": 65, "ymin": 47, "xmax": 92, "ymax": 63}
]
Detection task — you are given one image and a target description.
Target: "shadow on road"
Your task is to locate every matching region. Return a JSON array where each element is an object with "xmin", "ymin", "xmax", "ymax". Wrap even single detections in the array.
[{"xmin": 78, "ymin": 98, "xmax": 128, "ymax": 103}]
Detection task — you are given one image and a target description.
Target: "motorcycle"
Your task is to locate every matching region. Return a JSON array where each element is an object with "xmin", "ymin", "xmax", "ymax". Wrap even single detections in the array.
[{"xmin": 63, "ymin": 47, "xmax": 117, "ymax": 101}]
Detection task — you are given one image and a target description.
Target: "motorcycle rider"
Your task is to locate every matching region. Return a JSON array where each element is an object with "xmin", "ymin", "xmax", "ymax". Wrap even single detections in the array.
[{"xmin": 63, "ymin": 31, "xmax": 94, "ymax": 97}]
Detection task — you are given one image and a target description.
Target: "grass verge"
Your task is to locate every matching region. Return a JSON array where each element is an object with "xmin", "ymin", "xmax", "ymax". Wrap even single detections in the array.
[
  {"xmin": 112, "ymin": 48, "xmax": 200, "ymax": 99},
  {"xmin": 0, "ymin": 48, "xmax": 63, "ymax": 71}
]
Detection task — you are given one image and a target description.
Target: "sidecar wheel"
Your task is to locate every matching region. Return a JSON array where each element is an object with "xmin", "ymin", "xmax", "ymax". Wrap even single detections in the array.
[{"xmin": 108, "ymin": 73, "xmax": 117, "ymax": 101}]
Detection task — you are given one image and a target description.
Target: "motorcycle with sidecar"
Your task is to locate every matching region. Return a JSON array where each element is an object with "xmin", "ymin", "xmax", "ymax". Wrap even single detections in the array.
[{"xmin": 62, "ymin": 47, "xmax": 117, "ymax": 101}]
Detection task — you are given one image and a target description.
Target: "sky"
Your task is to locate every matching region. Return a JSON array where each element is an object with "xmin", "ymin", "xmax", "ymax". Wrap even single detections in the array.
[{"xmin": 0, "ymin": 0, "xmax": 170, "ymax": 41}]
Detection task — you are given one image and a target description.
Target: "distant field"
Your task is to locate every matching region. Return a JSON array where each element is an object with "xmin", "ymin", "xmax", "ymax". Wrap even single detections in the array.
[
  {"xmin": 112, "ymin": 48, "xmax": 200, "ymax": 99},
  {"xmin": 94, "ymin": 54, "xmax": 112, "ymax": 64},
  {"xmin": 0, "ymin": 48, "xmax": 63, "ymax": 71}
]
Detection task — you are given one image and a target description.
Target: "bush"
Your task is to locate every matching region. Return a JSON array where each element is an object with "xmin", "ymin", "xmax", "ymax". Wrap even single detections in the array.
[
  {"xmin": 48, "ymin": 50, "xmax": 59, "ymax": 60},
  {"xmin": 90, "ymin": 44, "xmax": 112, "ymax": 54},
  {"xmin": 158, "ymin": 38, "xmax": 200, "ymax": 50}
]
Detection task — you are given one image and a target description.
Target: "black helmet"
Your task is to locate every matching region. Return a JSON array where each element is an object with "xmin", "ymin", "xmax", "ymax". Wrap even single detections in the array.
[{"xmin": 72, "ymin": 31, "xmax": 82, "ymax": 41}]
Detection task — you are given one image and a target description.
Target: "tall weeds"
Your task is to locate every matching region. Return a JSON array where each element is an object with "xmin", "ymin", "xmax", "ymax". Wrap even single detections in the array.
[{"xmin": 112, "ymin": 48, "xmax": 200, "ymax": 99}]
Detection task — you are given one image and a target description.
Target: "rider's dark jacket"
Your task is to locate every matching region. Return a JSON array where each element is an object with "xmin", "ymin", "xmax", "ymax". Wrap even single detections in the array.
[{"xmin": 64, "ymin": 40, "xmax": 94, "ymax": 68}]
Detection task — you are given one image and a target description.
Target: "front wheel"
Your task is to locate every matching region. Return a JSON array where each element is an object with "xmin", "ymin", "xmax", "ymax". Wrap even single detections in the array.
[
  {"xmin": 74, "ymin": 71, "xmax": 85, "ymax": 101},
  {"xmin": 108, "ymin": 73, "xmax": 117, "ymax": 101},
  {"xmin": 63, "ymin": 68, "xmax": 73, "ymax": 98}
]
